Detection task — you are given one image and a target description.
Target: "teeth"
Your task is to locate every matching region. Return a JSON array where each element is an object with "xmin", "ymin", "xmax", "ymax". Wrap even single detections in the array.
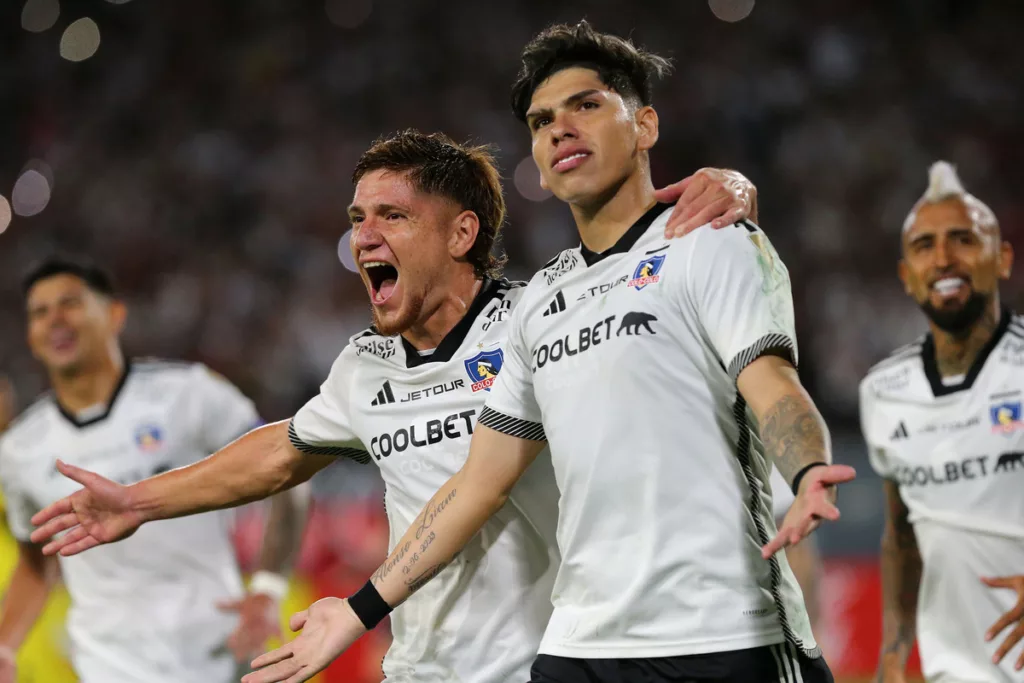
[
  {"xmin": 933, "ymin": 277, "xmax": 965, "ymax": 294},
  {"xmin": 557, "ymin": 153, "xmax": 587, "ymax": 165},
  {"xmin": 363, "ymin": 261, "xmax": 390, "ymax": 269}
]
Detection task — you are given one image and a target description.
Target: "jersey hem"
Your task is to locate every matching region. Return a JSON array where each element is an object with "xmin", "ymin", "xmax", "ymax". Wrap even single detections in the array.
[{"xmin": 537, "ymin": 629, "xmax": 792, "ymax": 659}]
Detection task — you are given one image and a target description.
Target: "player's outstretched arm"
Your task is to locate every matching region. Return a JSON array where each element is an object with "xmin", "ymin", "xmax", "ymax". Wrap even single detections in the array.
[
  {"xmin": 737, "ymin": 355, "xmax": 857, "ymax": 558},
  {"xmin": 654, "ymin": 167, "xmax": 758, "ymax": 237},
  {"xmin": 877, "ymin": 479, "xmax": 920, "ymax": 683},
  {"xmin": 0, "ymin": 541, "xmax": 60, "ymax": 682},
  {"xmin": 242, "ymin": 425, "xmax": 545, "ymax": 683},
  {"xmin": 29, "ymin": 420, "xmax": 333, "ymax": 557}
]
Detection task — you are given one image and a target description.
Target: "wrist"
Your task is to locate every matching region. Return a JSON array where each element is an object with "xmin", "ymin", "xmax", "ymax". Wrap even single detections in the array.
[
  {"xmin": 347, "ymin": 580, "xmax": 392, "ymax": 630},
  {"xmin": 249, "ymin": 571, "xmax": 289, "ymax": 602},
  {"xmin": 790, "ymin": 461, "xmax": 827, "ymax": 496}
]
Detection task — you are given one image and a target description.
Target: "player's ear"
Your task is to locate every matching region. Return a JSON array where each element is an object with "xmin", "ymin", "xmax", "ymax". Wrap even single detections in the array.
[
  {"xmin": 636, "ymin": 105, "xmax": 659, "ymax": 152},
  {"xmin": 449, "ymin": 209, "xmax": 480, "ymax": 261},
  {"xmin": 109, "ymin": 299, "xmax": 128, "ymax": 335},
  {"xmin": 999, "ymin": 240, "xmax": 1014, "ymax": 280}
]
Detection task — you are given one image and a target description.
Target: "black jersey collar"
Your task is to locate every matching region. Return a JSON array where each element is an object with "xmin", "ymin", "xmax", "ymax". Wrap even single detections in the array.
[
  {"xmin": 401, "ymin": 277, "xmax": 507, "ymax": 368},
  {"xmin": 54, "ymin": 360, "xmax": 132, "ymax": 429},
  {"xmin": 579, "ymin": 202, "xmax": 670, "ymax": 267},
  {"xmin": 921, "ymin": 309, "xmax": 1011, "ymax": 397}
]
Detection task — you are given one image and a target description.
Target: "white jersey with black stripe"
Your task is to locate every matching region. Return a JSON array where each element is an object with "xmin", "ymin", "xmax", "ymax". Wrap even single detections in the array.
[
  {"xmin": 289, "ymin": 278, "xmax": 560, "ymax": 683},
  {"xmin": 0, "ymin": 360, "xmax": 260, "ymax": 683},
  {"xmin": 480, "ymin": 205, "xmax": 817, "ymax": 659},
  {"xmin": 860, "ymin": 312, "xmax": 1024, "ymax": 681}
]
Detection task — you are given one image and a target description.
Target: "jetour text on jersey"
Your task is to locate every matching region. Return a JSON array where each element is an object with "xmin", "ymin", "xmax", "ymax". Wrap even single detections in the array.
[{"xmin": 370, "ymin": 409, "xmax": 477, "ymax": 460}]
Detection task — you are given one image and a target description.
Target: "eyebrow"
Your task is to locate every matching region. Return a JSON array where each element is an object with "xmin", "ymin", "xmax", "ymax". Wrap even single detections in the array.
[
  {"xmin": 347, "ymin": 202, "xmax": 408, "ymax": 218},
  {"xmin": 525, "ymin": 88, "xmax": 604, "ymax": 124}
]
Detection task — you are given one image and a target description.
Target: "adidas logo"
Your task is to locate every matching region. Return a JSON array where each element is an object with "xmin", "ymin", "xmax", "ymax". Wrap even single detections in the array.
[
  {"xmin": 370, "ymin": 381, "xmax": 396, "ymax": 406},
  {"xmin": 890, "ymin": 421, "xmax": 909, "ymax": 441},
  {"xmin": 542, "ymin": 291, "xmax": 566, "ymax": 317}
]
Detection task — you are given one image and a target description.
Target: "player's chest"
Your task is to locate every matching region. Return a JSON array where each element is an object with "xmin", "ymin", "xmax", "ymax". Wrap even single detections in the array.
[
  {"xmin": 526, "ymin": 249, "xmax": 679, "ymax": 376},
  {"xmin": 882, "ymin": 384, "xmax": 1024, "ymax": 494}
]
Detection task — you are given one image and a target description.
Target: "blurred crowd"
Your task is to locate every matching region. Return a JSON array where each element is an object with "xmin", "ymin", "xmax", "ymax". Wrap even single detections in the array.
[{"xmin": 2, "ymin": 0, "xmax": 1022, "ymax": 446}]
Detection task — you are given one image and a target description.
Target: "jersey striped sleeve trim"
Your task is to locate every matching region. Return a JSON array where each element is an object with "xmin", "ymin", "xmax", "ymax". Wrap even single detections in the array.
[
  {"xmin": 286, "ymin": 420, "xmax": 371, "ymax": 464},
  {"xmin": 477, "ymin": 406, "xmax": 546, "ymax": 441},
  {"xmin": 727, "ymin": 333, "xmax": 797, "ymax": 381}
]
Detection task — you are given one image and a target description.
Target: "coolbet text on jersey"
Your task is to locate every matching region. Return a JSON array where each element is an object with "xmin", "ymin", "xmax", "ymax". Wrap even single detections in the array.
[
  {"xmin": 479, "ymin": 205, "xmax": 819, "ymax": 666},
  {"xmin": 861, "ymin": 313, "xmax": 1024, "ymax": 682},
  {"xmin": 0, "ymin": 360, "xmax": 260, "ymax": 683},
  {"xmin": 289, "ymin": 277, "xmax": 561, "ymax": 683}
]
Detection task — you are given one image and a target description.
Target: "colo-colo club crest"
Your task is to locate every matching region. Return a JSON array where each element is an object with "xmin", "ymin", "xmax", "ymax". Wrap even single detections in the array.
[
  {"xmin": 628, "ymin": 254, "xmax": 665, "ymax": 290},
  {"xmin": 465, "ymin": 349, "xmax": 504, "ymax": 392}
]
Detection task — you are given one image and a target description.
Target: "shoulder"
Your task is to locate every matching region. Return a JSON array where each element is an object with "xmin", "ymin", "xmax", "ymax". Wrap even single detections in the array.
[
  {"xmin": 131, "ymin": 357, "xmax": 202, "ymax": 387},
  {"xmin": 0, "ymin": 394, "xmax": 55, "ymax": 465},
  {"xmin": 675, "ymin": 220, "xmax": 771, "ymax": 259},
  {"xmin": 860, "ymin": 338, "xmax": 925, "ymax": 399},
  {"xmin": 348, "ymin": 327, "xmax": 399, "ymax": 362}
]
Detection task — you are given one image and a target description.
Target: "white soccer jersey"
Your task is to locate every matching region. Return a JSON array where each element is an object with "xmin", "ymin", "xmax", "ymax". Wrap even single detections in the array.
[
  {"xmin": 0, "ymin": 360, "xmax": 259, "ymax": 683},
  {"xmin": 289, "ymin": 277, "xmax": 560, "ymax": 683},
  {"xmin": 481, "ymin": 205, "xmax": 817, "ymax": 660},
  {"xmin": 861, "ymin": 312, "xmax": 1024, "ymax": 682}
]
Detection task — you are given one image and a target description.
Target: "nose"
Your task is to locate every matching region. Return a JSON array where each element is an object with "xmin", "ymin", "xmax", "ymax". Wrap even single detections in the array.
[
  {"xmin": 549, "ymin": 110, "xmax": 578, "ymax": 146},
  {"xmin": 933, "ymin": 239, "xmax": 952, "ymax": 269},
  {"xmin": 352, "ymin": 218, "xmax": 383, "ymax": 253}
]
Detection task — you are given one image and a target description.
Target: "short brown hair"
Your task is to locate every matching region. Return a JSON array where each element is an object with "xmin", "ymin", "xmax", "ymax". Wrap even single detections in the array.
[
  {"xmin": 511, "ymin": 20, "xmax": 673, "ymax": 123},
  {"xmin": 352, "ymin": 130, "xmax": 507, "ymax": 279}
]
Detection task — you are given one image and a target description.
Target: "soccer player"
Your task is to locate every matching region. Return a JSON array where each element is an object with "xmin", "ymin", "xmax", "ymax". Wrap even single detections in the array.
[
  {"xmin": 0, "ymin": 257, "xmax": 307, "ymax": 683},
  {"xmin": 863, "ymin": 161, "xmax": 1024, "ymax": 682},
  {"xmin": 240, "ymin": 21, "xmax": 857, "ymax": 683},
  {"xmin": 27, "ymin": 132, "xmax": 755, "ymax": 683}
]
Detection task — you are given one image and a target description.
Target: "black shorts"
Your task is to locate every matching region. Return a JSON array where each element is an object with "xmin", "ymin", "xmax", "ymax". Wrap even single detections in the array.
[{"xmin": 528, "ymin": 643, "xmax": 833, "ymax": 683}]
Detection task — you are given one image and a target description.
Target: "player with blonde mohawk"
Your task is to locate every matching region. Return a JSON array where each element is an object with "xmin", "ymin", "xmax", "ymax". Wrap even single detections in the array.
[{"xmin": 863, "ymin": 161, "xmax": 1024, "ymax": 681}]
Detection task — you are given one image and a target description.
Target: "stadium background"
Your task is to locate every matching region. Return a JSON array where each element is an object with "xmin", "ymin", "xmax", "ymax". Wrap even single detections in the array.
[{"xmin": 1, "ymin": 0, "xmax": 1021, "ymax": 679}]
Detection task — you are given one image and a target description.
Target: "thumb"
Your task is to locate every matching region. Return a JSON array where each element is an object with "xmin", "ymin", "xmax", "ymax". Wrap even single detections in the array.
[
  {"xmin": 653, "ymin": 176, "xmax": 691, "ymax": 202},
  {"xmin": 289, "ymin": 609, "xmax": 309, "ymax": 632},
  {"xmin": 56, "ymin": 459, "xmax": 107, "ymax": 489},
  {"xmin": 982, "ymin": 576, "xmax": 1014, "ymax": 589},
  {"xmin": 815, "ymin": 464, "xmax": 858, "ymax": 486}
]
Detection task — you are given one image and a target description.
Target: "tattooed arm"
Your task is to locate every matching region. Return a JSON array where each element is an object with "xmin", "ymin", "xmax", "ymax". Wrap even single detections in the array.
[
  {"xmin": 877, "ymin": 479, "xmax": 920, "ymax": 683},
  {"xmin": 737, "ymin": 355, "xmax": 856, "ymax": 558}
]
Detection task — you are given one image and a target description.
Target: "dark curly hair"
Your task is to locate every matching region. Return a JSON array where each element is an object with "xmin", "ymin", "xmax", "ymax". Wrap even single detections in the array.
[
  {"xmin": 22, "ymin": 254, "xmax": 116, "ymax": 299},
  {"xmin": 511, "ymin": 20, "xmax": 673, "ymax": 123},
  {"xmin": 353, "ymin": 130, "xmax": 507, "ymax": 279}
]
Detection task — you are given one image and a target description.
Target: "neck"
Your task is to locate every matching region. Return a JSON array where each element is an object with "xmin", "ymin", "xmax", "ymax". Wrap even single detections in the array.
[
  {"xmin": 402, "ymin": 271, "xmax": 484, "ymax": 351},
  {"xmin": 571, "ymin": 165, "xmax": 656, "ymax": 254},
  {"xmin": 51, "ymin": 347, "xmax": 126, "ymax": 415},
  {"xmin": 930, "ymin": 297, "xmax": 1002, "ymax": 378}
]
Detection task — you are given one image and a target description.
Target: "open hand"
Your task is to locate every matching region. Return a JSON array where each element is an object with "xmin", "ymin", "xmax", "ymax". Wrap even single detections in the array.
[
  {"xmin": 983, "ymin": 574, "xmax": 1024, "ymax": 671},
  {"xmin": 761, "ymin": 464, "xmax": 857, "ymax": 559},
  {"xmin": 29, "ymin": 460, "xmax": 144, "ymax": 556},
  {"xmin": 655, "ymin": 167, "xmax": 758, "ymax": 238},
  {"xmin": 242, "ymin": 597, "xmax": 367, "ymax": 683}
]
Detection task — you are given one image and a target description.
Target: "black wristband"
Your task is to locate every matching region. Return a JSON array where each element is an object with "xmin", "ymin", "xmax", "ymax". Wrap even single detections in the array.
[
  {"xmin": 347, "ymin": 580, "xmax": 393, "ymax": 630},
  {"xmin": 790, "ymin": 462, "xmax": 828, "ymax": 496}
]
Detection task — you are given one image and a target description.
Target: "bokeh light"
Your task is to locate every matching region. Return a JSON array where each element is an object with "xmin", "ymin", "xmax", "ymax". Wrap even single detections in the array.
[
  {"xmin": 325, "ymin": 0, "xmax": 374, "ymax": 30},
  {"xmin": 708, "ymin": 0, "xmax": 755, "ymax": 22},
  {"xmin": 11, "ymin": 169, "xmax": 51, "ymax": 217},
  {"xmin": 21, "ymin": 0, "xmax": 60, "ymax": 33},
  {"xmin": 338, "ymin": 229, "xmax": 359, "ymax": 273},
  {"xmin": 0, "ymin": 196, "xmax": 11, "ymax": 234},
  {"xmin": 513, "ymin": 156, "xmax": 552, "ymax": 202},
  {"xmin": 60, "ymin": 17, "xmax": 101, "ymax": 62}
]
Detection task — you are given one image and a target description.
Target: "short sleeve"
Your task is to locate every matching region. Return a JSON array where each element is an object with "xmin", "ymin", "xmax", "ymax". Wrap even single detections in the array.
[
  {"xmin": 859, "ymin": 376, "xmax": 893, "ymax": 479},
  {"xmin": 0, "ymin": 442, "xmax": 36, "ymax": 542},
  {"xmin": 192, "ymin": 365, "xmax": 262, "ymax": 454},
  {"xmin": 289, "ymin": 346, "xmax": 371, "ymax": 463},
  {"xmin": 683, "ymin": 222, "xmax": 798, "ymax": 381},
  {"xmin": 479, "ymin": 301, "xmax": 546, "ymax": 441}
]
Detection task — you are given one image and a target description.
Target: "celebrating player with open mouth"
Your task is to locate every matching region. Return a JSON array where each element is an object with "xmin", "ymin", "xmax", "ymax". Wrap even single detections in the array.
[{"xmin": 864, "ymin": 161, "xmax": 1024, "ymax": 682}]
